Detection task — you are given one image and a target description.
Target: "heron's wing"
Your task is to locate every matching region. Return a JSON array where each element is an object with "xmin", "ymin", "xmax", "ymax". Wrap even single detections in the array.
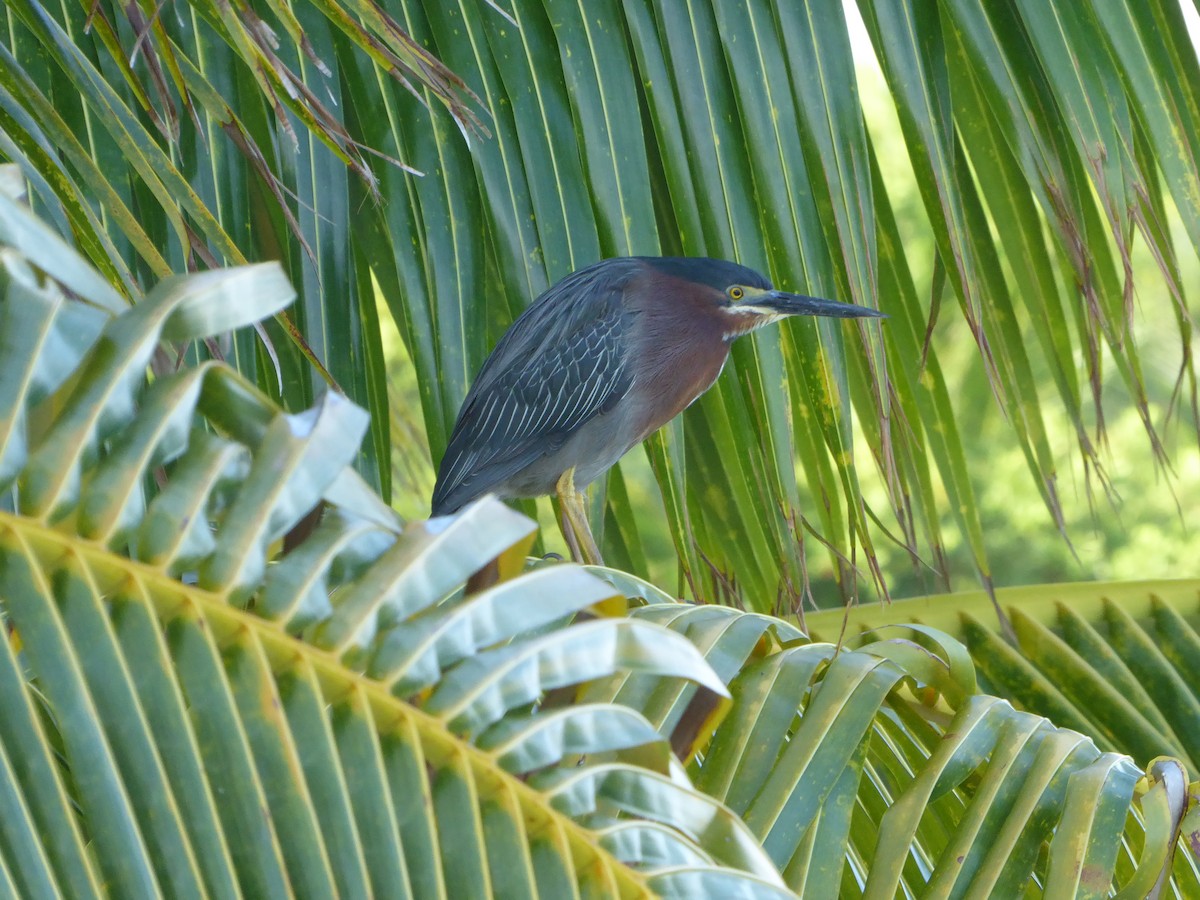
[{"xmin": 431, "ymin": 262, "xmax": 640, "ymax": 514}]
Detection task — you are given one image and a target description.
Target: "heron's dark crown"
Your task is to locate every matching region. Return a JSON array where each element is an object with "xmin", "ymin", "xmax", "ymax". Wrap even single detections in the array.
[{"xmin": 641, "ymin": 257, "xmax": 772, "ymax": 294}]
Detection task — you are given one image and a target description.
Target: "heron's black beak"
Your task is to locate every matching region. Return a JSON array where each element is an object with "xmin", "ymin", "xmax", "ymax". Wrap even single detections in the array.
[{"xmin": 755, "ymin": 290, "xmax": 887, "ymax": 319}]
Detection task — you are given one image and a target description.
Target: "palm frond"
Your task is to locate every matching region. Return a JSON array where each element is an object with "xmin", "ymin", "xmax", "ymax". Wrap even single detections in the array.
[
  {"xmin": 5, "ymin": 1, "xmax": 1198, "ymax": 604},
  {"xmin": 590, "ymin": 571, "xmax": 1198, "ymax": 896},
  {"xmin": 0, "ymin": 191, "xmax": 793, "ymax": 896}
]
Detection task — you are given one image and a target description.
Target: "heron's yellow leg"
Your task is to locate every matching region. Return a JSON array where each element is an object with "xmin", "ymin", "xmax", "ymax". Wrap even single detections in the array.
[
  {"xmin": 557, "ymin": 494, "xmax": 583, "ymax": 562},
  {"xmin": 555, "ymin": 468, "xmax": 603, "ymax": 566}
]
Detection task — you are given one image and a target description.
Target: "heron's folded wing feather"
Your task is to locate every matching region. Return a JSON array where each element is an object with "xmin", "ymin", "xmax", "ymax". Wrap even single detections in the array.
[{"xmin": 431, "ymin": 264, "xmax": 638, "ymax": 513}]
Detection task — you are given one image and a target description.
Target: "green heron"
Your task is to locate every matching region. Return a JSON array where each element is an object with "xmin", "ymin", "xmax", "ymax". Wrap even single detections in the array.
[{"xmin": 431, "ymin": 256, "xmax": 884, "ymax": 564}]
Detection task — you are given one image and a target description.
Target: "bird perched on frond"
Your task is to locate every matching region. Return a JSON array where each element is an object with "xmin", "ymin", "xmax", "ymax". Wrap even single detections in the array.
[{"xmin": 432, "ymin": 256, "xmax": 885, "ymax": 564}]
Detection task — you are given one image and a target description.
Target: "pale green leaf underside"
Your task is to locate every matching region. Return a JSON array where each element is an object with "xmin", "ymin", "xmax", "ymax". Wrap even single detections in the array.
[{"xmin": 0, "ymin": 213, "xmax": 789, "ymax": 897}]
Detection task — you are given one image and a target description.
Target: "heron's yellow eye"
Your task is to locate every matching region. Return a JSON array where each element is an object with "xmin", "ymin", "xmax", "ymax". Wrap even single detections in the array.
[{"xmin": 729, "ymin": 286, "xmax": 745, "ymax": 300}]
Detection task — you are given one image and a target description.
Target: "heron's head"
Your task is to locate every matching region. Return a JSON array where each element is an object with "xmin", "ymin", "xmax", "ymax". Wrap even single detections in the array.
[{"xmin": 645, "ymin": 257, "xmax": 886, "ymax": 339}]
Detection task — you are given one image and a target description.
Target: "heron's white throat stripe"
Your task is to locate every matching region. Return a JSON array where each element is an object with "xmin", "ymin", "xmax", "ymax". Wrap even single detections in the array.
[{"xmin": 723, "ymin": 305, "xmax": 785, "ymax": 340}]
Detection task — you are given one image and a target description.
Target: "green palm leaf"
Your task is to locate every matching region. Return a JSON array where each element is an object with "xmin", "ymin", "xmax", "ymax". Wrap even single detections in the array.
[
  {"xmin": 809, "ymin": 580, "xmax": 1200, "ymax": 777},
  {"xmin": 582, "ymin": 572, "xmax": 1196, "ymax": 896},
  {"xmin": 6, "ymin": 0, "xmax": 1197, "ymax": 606},
  {"xmin": 808, "ymin": 580, "xmax": 1200, "ymax": 894},
  {"xmin": 1, "ymin": 195, "xmax": 1196, "ymax": 895},
  {"xmin": 0, "ymin": 193, "xmax": 794, "ymax": 897}
]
